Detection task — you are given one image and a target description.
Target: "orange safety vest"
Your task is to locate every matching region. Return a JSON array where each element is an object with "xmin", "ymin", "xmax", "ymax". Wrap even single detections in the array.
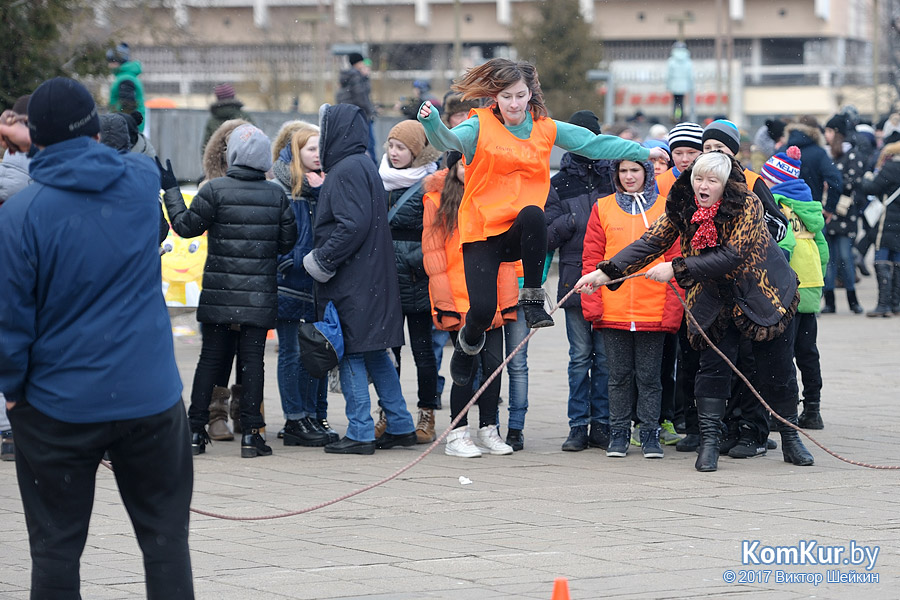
[
  {"xmin": 458, "ymin": 107, "xmax": 557, "ymax": 245},
  {"xmin": 656, "ymin": 168, "xmax": 677, "ymax": 198},
  {"xmin": 421, "ymin": 171, "xmax": 518, "ymax": 332},
  {"xmin": 744, "ymin": 168, "xmax": 761, "ymax": 192},
  {"xmin": 590, "ymin": 194, "xmax": 683, "ymax": 332}
]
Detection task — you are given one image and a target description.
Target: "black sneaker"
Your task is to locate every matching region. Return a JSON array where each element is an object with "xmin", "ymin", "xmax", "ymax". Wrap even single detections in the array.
[
  {"xmin": 506, "ymin": 428, "xmax": 524, "ymax": 451},
  {"xmin": 283, "ymin": 418, "xmax": 330, "ymax": 447},
  {"xmin": 561, "ymin": 425, "xmax": 589, "ymax": 452},
  {"xmin": 640, "ymin": 426, "xmax": 664, "ymax": 459},
  {"xmin": 606, "ymin": 428, "xmax": 630, "ymax": 457},
  {"xmin": 375, "ymin": 431, "xmax": 417, "ymax": 449},
  {"xmin": 728, "ymin": 438, "xmax": 767, "ymax": 458},
  {"xmin": 588, "ymin": 422, "xmax": 610, "ymax": 450},
  {"xmin": 1, "ymin": 430, "xmax": 14, "ymax": 462}
]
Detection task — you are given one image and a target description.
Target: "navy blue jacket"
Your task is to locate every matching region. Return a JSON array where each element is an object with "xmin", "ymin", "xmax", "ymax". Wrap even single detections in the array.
[
  {"xmin": 275, "ymin": 171, "xmax": 318, "ymax": 322},
  {"xmin": 780, "ymin": 124, "xmax": 842, "ymax": 211},
  {"xmin": 0, "ymin": 137, "xmax": 182, "ymax": 422}
]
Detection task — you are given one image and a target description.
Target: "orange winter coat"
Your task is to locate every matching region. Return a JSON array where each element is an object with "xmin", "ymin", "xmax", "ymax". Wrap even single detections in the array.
[
  {"xmin": 656, "ymin": 168, "xmax": 677, "ymax": 198},
  {"xmin": 581, "ymin": 193, "xmax": 684, "ymax": 332},
  {"xmin": 422, "ymin": 169, "xmax": 519, "ymax": 331},
  {"xmin": 458, "ymin": 107, "xmax": 557, "ymax": 245}
]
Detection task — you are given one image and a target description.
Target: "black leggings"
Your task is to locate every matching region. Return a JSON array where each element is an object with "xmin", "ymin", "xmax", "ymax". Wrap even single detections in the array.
[
  {"xmin": 449, "ymin": 328, "xmax": 504, "ymax": 428},
  {"xmin": 462, "ymin": 205, "xmax": 546, "ymax": 346}
]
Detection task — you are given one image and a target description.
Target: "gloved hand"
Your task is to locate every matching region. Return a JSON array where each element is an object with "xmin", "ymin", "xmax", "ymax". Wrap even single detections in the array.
[{"xmin": 155, "ymin": 156, "xmax": 178, "ymax": 190}]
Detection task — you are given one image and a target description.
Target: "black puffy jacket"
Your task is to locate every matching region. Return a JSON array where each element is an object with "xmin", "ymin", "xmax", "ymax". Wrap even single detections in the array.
[
  {"xmin": 164, "ymin": 165, "xmax": 297, "ymax": 328},
  {"xmin": 387, "ymin": 183, "xmax": 431, "ymax": 314}
]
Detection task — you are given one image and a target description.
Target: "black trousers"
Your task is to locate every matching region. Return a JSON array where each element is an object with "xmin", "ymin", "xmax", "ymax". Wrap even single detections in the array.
[
  {"xmin": 391, "ymin": 310, "xmax": 439, "ymax": 409},
  {"xmin": 189, "ymin": 323, "xmax": 267, "ymax": 432},
  {"xmin": 792, "ymin": 312, "xmax": 822, "ymax": 403},
  {"xmin": 694, "ymin": 321, "xmax": 799, "ymax": 437},
  {"xmin": 461, "ymin": 205, "xmax": 547, "ymax": 345},
  {"xmin": 449, "ymin": 328, "xmax": 504, "ymax": 428},
  {"xmin": 675, "ymin": 322, "xmax": 700, "ymax": 435},
  {"xmin": 9, "ymin": 400, "xmax": 194, "ymax": 599}
]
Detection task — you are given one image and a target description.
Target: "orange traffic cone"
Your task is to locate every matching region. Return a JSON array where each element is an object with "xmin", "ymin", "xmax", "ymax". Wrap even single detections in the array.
[{"xmin": 551, "ymin": 577, "xmax": 570, "ymax": 600}]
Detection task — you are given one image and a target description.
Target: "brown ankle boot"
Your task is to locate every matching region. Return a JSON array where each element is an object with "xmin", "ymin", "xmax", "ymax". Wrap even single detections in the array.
[
  {"xmin": 416, "ymin": 409, "xmax": 436, "ymax": 444},
  {"xmin": 208, "ymin": 386, "xmax": 234, "ymax": 441},
  {"xmin": 230, "ymin": 384, "xmax": 243, "ymax": 434},
  {"xmin": 374, "ymin": 409, "xmax": 387, "ymax": 439}
]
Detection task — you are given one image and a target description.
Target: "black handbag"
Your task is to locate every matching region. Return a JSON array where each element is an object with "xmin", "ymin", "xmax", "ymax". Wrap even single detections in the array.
[{"xmin": 298, "ymin": 301, "xmax": 344, "ymax": 379}]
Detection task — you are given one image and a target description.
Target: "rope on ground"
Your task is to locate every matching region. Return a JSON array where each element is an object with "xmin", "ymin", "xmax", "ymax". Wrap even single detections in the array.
[{"xmin": 100, "ymin": 272, "xmax": 896, "ymax": 521}]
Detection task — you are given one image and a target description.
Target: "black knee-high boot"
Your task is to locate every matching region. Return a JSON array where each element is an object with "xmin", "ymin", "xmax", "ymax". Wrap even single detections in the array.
[{"xmin": 695, "ymin": 397, "xmax": 726, "ymax": 472}]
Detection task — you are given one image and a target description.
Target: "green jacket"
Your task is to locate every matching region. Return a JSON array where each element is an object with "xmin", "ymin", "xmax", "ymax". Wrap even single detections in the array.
[
  {"xmin": 202, "ymin": 100, "xmax": 254, "ymax": 155},
  {"xmin": 775, "ymin": 191, "xmax": 829, "ymax": 313},
  {"xmin": 109, "ymin": 61, "xmax": 146, "ymax": 131}
]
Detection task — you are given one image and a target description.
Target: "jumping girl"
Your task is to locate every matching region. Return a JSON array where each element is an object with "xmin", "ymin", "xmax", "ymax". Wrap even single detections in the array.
[{"xmin": 418, "ymin": 58, "xmax": 666, "ymax": 386}]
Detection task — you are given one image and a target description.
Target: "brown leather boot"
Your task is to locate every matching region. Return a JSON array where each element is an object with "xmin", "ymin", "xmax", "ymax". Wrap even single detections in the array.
[
  {"xmin": 230, "ymin": 384, "xmax": 243, "ymax": 434},
  {"xmin": 415, "ymin": 409, "xmax": 436, "ymax": 444},
  {"xmin": 208, "ymin": 386, "xmax": 234, "ymax": 441},
  {"xmin": 374, "ymin": 409, "xmax": 387, "ymax": 439}
]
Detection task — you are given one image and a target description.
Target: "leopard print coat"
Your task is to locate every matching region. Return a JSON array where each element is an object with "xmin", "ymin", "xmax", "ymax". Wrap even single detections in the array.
[{"xmin": 597, "ymin": 154, "xmax": 799, "ymax": 349}]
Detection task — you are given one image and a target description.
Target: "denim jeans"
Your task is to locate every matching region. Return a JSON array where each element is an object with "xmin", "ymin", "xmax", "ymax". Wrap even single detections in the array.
[
  {"xmin": 338, "ymin": 350, "xmax": 415, "ymax": 442},
  {"xmin": 824, "ymin": 233, "xmax": 855, "ymax": 292},
  {"xmin": 874, "ymin": 247, "xmax": 900, "ymax": 262},
  {"xmin": 189, "ymin": 323, "xmax": 267, "ymax": 432},
  {"xmin": 563, "ymin": 306, "xmax": 609, "ymax": 427},
  {"xmin": 276, "ymin": 320, "xmax": 328, "ymax": 421},
  {"xmin": 504, "ymin": 306, "xmax": 530, "ymax": 431}
]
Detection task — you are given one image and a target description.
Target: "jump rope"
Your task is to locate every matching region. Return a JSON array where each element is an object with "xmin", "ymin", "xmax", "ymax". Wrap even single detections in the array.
[{"xmin": 101, "ymin": 273, "xmax": 899, "ymax": 521}]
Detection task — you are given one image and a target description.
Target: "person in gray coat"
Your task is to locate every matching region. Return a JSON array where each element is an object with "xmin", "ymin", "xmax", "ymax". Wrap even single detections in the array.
[{"xmin": 303, "ymin": 103, "xmax": 416, "ymax": 454}]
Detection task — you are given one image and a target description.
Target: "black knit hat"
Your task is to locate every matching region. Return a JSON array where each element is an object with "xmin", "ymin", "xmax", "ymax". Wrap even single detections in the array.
[
  {"xmin": 825, "ymin": 114, "xmax": 849, "ymax": 137},
  {"xmin": 765, "ymin": 118, "xmax": 786, "ymax": 142},
  {"xmin": 27, "ymin": 77, "xmax": 100, "ymax": 147},
  {"xmin": 347, "ymin": 52, "xmax": 365, "ymax": 66},
  {"xmin": 568, "ymin": 110, "xmax": 602, "ymax": 135}
]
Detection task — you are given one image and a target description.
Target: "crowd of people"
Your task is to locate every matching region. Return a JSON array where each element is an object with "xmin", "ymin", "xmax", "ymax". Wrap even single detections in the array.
[{"xmin": 3, "ymin": 51, "xmax": 900, "ymax": 596}]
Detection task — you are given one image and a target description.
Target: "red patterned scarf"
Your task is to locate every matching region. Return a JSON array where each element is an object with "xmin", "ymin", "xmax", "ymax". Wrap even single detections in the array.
[{"xmin": 690, "ymin": 198, "xmax": 722, "ymax": 250}]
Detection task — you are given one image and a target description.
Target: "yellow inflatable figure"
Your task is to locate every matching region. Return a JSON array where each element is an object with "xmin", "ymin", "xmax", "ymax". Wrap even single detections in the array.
[{"xmin": 161, "ymin": 191, "xmax": 208, "ymax": 307}]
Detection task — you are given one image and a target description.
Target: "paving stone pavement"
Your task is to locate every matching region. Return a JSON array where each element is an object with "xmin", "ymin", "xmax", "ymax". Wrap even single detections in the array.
[{"xmin": 2, "ymin": 271, "xmax": 899, "ymax": 599}]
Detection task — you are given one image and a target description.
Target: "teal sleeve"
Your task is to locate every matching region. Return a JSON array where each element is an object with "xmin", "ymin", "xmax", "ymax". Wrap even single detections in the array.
[
  {"xmin": 555, "ymin": 121, "xmax": 650, "ymax": 162},
  {"xmin": 418, "ymin": 104, "xmax": 479, "ymax": 163}
]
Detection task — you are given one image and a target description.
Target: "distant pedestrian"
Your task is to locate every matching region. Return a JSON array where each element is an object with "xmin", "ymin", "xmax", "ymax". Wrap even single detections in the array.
[
  {"xmin": 107, "ymin": 42, "xmax": 146, "ymax": 130},
  {"xmin": 202, "ymin": 83, "xmax": 253, "ymax": 157},
  {"xmin": 336, "ymin": 52, "xmax": 377, "ymax": 163}
]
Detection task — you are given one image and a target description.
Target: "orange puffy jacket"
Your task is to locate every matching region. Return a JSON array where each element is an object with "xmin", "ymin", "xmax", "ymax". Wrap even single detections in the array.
[
  {"xmin": 581, "ymin": 193, "xmax": 684, "ymax": 333},
  {"xmin": 422, "ymin": 169, "xmax": 519, "ymax": 331}
]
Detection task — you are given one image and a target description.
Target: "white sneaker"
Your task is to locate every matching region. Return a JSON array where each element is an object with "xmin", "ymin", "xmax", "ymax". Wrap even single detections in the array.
[
  {"xmin": 476, "ymin": 425, "xmax": 514, "ymax": 455},
  {"xmin": 445, "ymin": 428, "xmax": 482, "ymax": 458}
]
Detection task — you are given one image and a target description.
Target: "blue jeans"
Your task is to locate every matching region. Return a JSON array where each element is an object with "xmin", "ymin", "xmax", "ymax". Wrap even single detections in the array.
[
  {"xmin": 824, "ymin": 233, "xmax": 855, "ymax": 292},
  {"xmin": 338, "ymin": 350, "xmax": 415, "ymax": 442},
  {"xmin": 504, "ymin": 306, "xmax": 529, "ymax": 431},
  {"xmin": 875, "ymin": 248, "xmax": 900, "ymax": 262},
  {"xmin": 564, "ymin": 306, "xmax": 609, "ymax": 427},
  {"xmin": 276, "ymin": 320, "xmax": 328, "ymax": 421}
]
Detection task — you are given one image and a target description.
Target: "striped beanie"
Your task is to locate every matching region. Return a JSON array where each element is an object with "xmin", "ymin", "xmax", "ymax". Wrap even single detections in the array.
[
  {"xmin": 761, "ymin": 146, "xmax": 802, "ymax": 185},
  {"xmin": 214, "ymin": 83, "xmax": 236, "ymax": 100},
  {"xmin": 667, "ymin": 122, "xmax": 704, "ymax": 151},
  {"xmin": 702, "ymin": 119, "xmax": 741, "ymax": 155}
]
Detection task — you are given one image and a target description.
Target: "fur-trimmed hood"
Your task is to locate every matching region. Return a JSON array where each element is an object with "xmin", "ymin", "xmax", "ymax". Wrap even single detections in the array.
[
  {"xmin": 783, "ymin": 122, "xmax": 822, "ymax": 147},
  {"xmin": 271, "ymin": 120, "xmax": 315, "ymax": 163},
  {"xmin": 424, "ymin": 167, "xmax": 448, "ymax": 194},
  {"xmin": 202, "ymin": 118, "xmax": 249, "ymax": 181},
  {"xmin": 877, "ymin": 141, "xmax": 900, "ymax": 169},
  {"xmin": 666, "ymin": 153, "xmax": 751, "ymax": 239}
]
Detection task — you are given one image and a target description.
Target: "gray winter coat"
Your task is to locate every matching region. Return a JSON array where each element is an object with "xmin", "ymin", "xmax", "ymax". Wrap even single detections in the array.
[{"xmin": 305, "ymin": 104, "xmax": 404, "ymax": 354}]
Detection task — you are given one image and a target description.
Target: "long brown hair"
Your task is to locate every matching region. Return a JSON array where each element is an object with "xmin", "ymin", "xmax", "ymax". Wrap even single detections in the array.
[
  {"xmin": 827, "ymin": 131, "xmax": 846, "ymax": 160},
  {"xmin": 436, "ymin": 162, "xmax": 465, "ymax": 240},
  {"xmin": 451, "ymin": 58, "xmax": 548, "ymax": 121},
  {"xmin": 289, "ymin": 123, "xmax": 320, "ymax": 197}
]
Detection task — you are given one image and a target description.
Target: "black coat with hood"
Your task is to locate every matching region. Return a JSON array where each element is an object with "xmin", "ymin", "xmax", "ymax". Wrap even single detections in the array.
[
  {"xmin": 598, "ymin": 155, "xmax": 799, "ymax": 350},
  {"xmin": 164, "ymin": 128, "xmax": 297, "ymax": 329},
  {"xmin": 779, "ymin": 123, "xmax": 842, "ymax": 211},
  {"xmin": 303, "ymin": 104, "xmax": 404, "ymax": 354},
  {"xmin": 546, "ymin": 153, "xmax": 616, "ymax": 309}
]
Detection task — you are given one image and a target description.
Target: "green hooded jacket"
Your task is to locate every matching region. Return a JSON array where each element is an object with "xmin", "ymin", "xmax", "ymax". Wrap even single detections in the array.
[
  {"xmin": 775, "ymin": 190, "xmax": 829, "ymax": 313},
  {"xmin": 109, "ymin": 61, "xmax": 146, "ymax": 132}
]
